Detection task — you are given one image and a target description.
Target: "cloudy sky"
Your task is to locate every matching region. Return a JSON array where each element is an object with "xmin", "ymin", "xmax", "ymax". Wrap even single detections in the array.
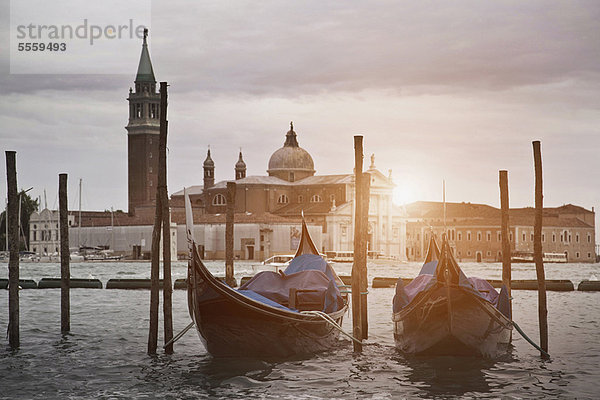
[{"xmin": 1, "ymin": 1, "xmax": 599, "ymax": 233}]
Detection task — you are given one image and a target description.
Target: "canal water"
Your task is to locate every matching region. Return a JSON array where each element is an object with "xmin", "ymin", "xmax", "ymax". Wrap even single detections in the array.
[{"xmin": 1, "ymin": 260, "xmax": 599, "ymax": 399}]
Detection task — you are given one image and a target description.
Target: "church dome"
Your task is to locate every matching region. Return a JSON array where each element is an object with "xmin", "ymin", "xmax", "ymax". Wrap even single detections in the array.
[{"xmin": 267, "ymin": 122, "xmax": 315, "ymax": 181}]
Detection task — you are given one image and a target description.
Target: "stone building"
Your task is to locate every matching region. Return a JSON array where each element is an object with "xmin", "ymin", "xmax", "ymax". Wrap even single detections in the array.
[
  {"xmin": 171, "ymin": 123, "xmax": 407, "ymax": 260},
  {"xmin": 405, "ymin": 201, "xmax": 596, "ymax": 263}
]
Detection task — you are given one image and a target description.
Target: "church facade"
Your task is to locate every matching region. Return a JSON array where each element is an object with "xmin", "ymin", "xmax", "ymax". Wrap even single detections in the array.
[{"xmin": 171, "ymin": 123, "xmax": 408, "ymax": 261}]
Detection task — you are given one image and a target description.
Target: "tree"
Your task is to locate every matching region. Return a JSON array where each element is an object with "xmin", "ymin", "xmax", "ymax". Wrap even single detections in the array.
[{"xmin": 0, "ymin": 190, "xmax": 39, "ymax": 251}]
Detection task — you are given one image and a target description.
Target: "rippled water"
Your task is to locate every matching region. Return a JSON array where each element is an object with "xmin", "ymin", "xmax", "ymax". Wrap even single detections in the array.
[{"xmin": 1, "ymin": 260, "xmax": 599, "ymax": 399}]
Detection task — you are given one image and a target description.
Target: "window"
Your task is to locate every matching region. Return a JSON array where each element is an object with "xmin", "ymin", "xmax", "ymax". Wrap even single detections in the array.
[
  {"xmin": 330, "ymin": 194, "xmax": 335, "ymax": 203},
  {"xmin": 136, "ymin": 103, "xmax": 142, "ymax": 118},
  {"xmin": 542, "ymin": 233, "xmax": 545, "ymax": 242},
  {"xmin": 289, "ymin": 172, "xmax": 295, "ymax": 182},
  {"xmin": 560, "ymin": 234, "xmax": 563, "ymax": 242},
  {"xmin": 477, "ymin": 232, "xmax": 482, "ymax": 241},
  {"xmin": 510, "ymin": 232, "xmax": 513, "ymax": 242},
  {"xmin": 576, "ymin": 234, "xmax": 579, "ymax": 243},
  {"xmin": 588, "ymin": 253, "xmax": 592, "ymax": 258},
  {"xmin": 588, "ymin": 234, "xmax": 592, "ymax": 243},
  {"xmin": 497, "ymin": 232, "xmax": 501, "ymax": 241},
  {"xmin": 552, "ymin": 233, "xmax": 556, "ymax": 242},
  {"xmin": 298, "ymin": 195, "xmax": 304, "ymax": 203},
  {"xmin": 277, "ymin": 194, "xmax": 289, "ymax": 204},
  {"xmin": 576, "ymin": 252, "xmax": 580, "ymax": 259},
  {"xmin": 486, "ymin": 232, "xmax": 491, "ymax": 241},
  {"xmin": 310, "ymin": 195, "xmax": 322, "ymax": 203},
  {"xmin": 467, "ymin": 232, "xmax": 471, "ymax": 241},
  {"xmin": 34, "ymin": 224, "xmax": 37, "ymax": 229},
  {"xmin": 487, "ymin": 251, "xmax": 491, "ymax": 256},
  {"xmin": 467, "ymin": 250, "xmax": 472, "ymax": 256},
  {"xmin": 149, "ymin": 180, "xmax": 153, "ymax": 187},
  {"xmin": 531, "ymin": 233, "xmax": 534, "ymax": 241},
  {"xmin": 457, "ymin": 232, "xmax": 462, "ymax": 241},
  {"xmin": 522, "ymin": 233, "xmax": 526, "ymax": 242},
  {"xmin": 212, "ymin": 194, "xmax": 226, "ymax": 206}
]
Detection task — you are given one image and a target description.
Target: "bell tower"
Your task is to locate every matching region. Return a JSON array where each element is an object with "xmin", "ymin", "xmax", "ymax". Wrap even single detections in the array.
[
  {"xmin": 126, "ymin": 29, "xmax": 160, "ymax": 215},
  {"xmin": 203, "ymin": 148, "xmax": 215, "ymax": 190}
]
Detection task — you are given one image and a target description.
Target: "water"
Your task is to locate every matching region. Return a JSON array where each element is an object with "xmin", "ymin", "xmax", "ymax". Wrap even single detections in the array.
[{"xmin": 1, "ymin": 260, "xmax": 599, "ymax": 399}]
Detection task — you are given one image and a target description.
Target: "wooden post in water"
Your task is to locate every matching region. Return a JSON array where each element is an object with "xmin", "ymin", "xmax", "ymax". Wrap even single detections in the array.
[
  {"xmin": 5, "ymin": 151, "xmax": 19, "ymax": 349},
  {"xmin": 147, "ymin": 82, "xmax": 167, "ymax": 355},
  {"xmin": 225, "ymin": 181, "xmax": 236, "ymax": 287},
  {"xmin": 532, "ymin": 140, "xmax": 549, "ymax": 357},
  {"xmin": 158, "ymin": 81, "xmax": 174, "ymax": 354},
  {"xmin": 352, "ymin": 136, "xmax": 365, "ymax": 352},
  {"xmin": 360, "ymin": 175, "xmax": 370, "ymax": 339},
  {"xmin": 499, "ymin": 170, "xmax": 512, "ymax": 320},
  {"xmin": 59, "ymin": 173, "xmax": 70, "ymax": 333}
]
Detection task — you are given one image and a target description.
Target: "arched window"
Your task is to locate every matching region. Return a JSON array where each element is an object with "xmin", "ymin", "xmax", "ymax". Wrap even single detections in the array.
[
  {"xmin": 310, "ymin": 195, "xmax": 323, "ymax": 203},
  {"xmin": 298, "ymin": 195, "xmax": 304, "ymax": 203},
  {"xmin": 212, "ymin": 194, "xmax": 226, "ymax": 206},
  {"xmin": 277, "ymin": 194, "xmax": 289, "ymax": 204}
]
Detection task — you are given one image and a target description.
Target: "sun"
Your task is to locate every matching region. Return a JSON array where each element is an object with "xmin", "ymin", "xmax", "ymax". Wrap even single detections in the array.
[{"xmin": 393, "ymin": 180, "xmax": 418, "ymax": 205}]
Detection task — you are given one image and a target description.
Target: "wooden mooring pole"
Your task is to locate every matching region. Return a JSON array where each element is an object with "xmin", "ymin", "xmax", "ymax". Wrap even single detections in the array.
[
  {"xmin": 6, "ymin": 151, "xmax": 19, "ymax": 349},
  {"xmin": 59, "ymin": 173, "xmax": 70, "ymax": 333},
  {"xmin": 158, "ymin": 81, "xmax": 174, "ymax": 354},
  {"xmin": 532, "ymin": 141, "xmax": 549, "ymax": 357},
  {"xmin": 360, "ymin": 173, "xmax": 370, "ymax": 339},
  {"xmin": 499, "ymin": 170, "xmax": 512, "ymax": 320},
  {"xmin": 225, "ymin": 181, "xmax": 236, "ymax": 287},
  {"xmin": 352, "ymin": 136, "xmax": 368, "ymax": 351}
]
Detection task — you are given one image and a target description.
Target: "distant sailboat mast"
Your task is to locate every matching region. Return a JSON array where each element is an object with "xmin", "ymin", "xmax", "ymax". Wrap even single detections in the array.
[
  {"xmin": 443, "ymin": 180, "xmax": 447, "ymax": 236},
  {"xmin": 78, "ymin": 178, "xmax": 82, "ymax": 249}
]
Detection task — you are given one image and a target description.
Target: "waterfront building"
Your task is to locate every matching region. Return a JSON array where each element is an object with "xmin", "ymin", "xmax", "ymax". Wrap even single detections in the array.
[
  {"xmin": 405, "ymin": 201, "xmax": 596, "ymax": 262},
  {"xmin": 170, "ymin": 123, "xmax": 407, "ymax": 261}
]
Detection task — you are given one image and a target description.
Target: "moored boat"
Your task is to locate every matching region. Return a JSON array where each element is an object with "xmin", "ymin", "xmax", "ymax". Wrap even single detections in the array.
[
  {"xmin": 185, "ymin": 192, "xmax": 348, "ymax": 358},
  {"xmin": 393, "ymin": 235, "xmax": 512, "ymax": 358},
  {"xmin": 512, "ymin": 251, "xmax": 567, "ymax": 263}
]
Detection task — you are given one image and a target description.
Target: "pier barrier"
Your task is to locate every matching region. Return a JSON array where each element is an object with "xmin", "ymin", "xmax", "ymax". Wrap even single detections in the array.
[
  {"xmin": 0, "ymin": 279, "xmax": 37, "ymax": 289},
  {"xmin": 38, "ymin": 278, "xmax": 102, "ymax": 289},
  {"xmin": 174, "ymin": 276, "xmax": 233, "ymax": 289},
  {"xmin": 371, "ymin": 277, "xmax": 574, "ymax": 291},
  {"xmin": 372, "ymin": 277, "xmax": 411, "ymax": 288},
  {"xmin": 577, "ymin": 280, "xmax": 600, "ymax": 291},
  {"xmin": 106, "ymin": 279, "xmax": 163, "ymax": 289}
]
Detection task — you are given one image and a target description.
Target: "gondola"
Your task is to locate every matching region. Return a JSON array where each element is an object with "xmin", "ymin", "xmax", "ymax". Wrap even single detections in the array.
[
  {"xmin": 392, "ymin": 234, "xmax": 512, "ymax": 358},
  {"xmin": 184, "ymin": 191, "xmax": 348, "ymax": 358}
]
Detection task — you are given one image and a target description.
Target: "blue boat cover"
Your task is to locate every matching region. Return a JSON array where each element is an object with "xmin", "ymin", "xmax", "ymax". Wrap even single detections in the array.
[
  {"xmin": 237, "ymin": 289, "xmax": 293, "ymax": 311},
  {"xmin": 393, "ymin": 259, "xmax": 511, "ymax": 318},
  {"xmin": 285, "ymin": 253, "xmax": 338, "ymax": 283},
  {"xmin": 239, "ymin": 267, "xmax": 343, "ymax": 313}
]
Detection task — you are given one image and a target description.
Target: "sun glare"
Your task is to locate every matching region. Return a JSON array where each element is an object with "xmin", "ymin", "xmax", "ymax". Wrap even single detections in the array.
[{"xmin": 393, "ymin": 180, "xmax": 418, "ymax": 205}]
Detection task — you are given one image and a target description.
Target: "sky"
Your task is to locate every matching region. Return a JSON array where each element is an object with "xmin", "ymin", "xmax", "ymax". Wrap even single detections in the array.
[{"xmin": 1, "ymin": 1, "xmax": 599, "ymax": 237}]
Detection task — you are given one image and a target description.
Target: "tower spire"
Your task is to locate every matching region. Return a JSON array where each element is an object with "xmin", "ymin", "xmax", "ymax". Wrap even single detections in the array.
[{"xmin": 136, "ymin": 28, "xmax": 155, "ymax": 83}]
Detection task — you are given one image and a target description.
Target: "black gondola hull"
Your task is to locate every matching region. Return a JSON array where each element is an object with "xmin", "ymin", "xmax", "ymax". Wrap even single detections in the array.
[
  {"xmin": 188, "ymin": 258, "xmax": 346, "ymax": 358},
  {"xmin": 393, "ymin": 284, "xmax": 512, "ymax": 358}
]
